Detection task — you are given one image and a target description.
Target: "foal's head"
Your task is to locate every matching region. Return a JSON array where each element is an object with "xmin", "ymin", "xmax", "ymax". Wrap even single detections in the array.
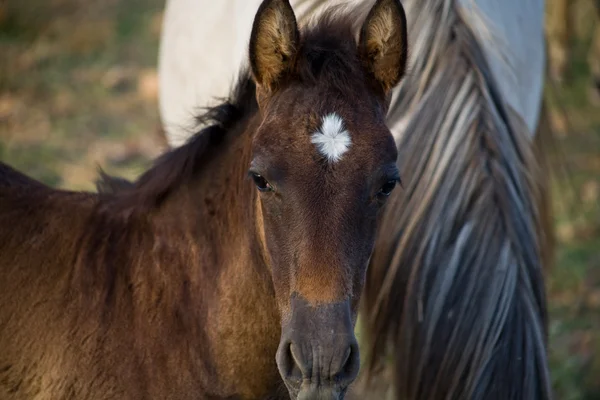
[{"xmin": 247, "ymin": 0, "xmax": 407, "ymax": 397}]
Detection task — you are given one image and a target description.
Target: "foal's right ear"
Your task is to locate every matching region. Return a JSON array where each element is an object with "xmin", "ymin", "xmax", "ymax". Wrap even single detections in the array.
[{"xmin": 249, "ymin": 0, "xmax": 299, "ymax": 94}]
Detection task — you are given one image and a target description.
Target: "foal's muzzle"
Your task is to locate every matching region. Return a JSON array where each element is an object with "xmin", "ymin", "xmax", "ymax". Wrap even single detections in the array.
[{"xmin": 276, "ymin": 294, "xmax": 360, "ymax": 399}]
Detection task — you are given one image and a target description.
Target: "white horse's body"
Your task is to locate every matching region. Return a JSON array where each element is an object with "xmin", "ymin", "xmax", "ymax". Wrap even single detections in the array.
[{"xmin": 158, "ymin": 0, "xmax": 545, "ymax": 146}]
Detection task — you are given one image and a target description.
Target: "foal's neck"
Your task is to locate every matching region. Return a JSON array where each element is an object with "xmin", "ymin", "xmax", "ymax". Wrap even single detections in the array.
[{"xmin": 156, "ymin": 113, "xmax": 283, "ymax": 398}]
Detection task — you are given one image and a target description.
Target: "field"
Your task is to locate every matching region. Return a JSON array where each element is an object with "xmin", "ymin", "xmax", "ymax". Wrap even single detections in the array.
[{"xmin": 1, "ymin": 0, "xmax": 599, "ymax": 397}]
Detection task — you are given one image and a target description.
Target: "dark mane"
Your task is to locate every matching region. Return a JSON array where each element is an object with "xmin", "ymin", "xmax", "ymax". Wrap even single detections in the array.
[
  {"xmin": 100, "ymin": 6, "xmax": 376, "ymax": 209},
  {"xmin": 293, "ymin": 5, "xmax": 368, "ymax": 95},
  {"xmin": 103, "ymin": 72, "xmax": 258, "ymax": 209}
]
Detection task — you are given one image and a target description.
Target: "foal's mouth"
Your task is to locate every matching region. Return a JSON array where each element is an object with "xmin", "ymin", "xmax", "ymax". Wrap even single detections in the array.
[{"xmin": 296, "ymin": 385, "xmax": 345, "ymax": 400}]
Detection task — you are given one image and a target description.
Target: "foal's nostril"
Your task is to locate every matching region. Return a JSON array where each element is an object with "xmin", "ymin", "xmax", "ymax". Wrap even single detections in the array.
[
  {"xmin": 334, "ymin": 342, "xmax": 360, "ymax": 385},
  {"xmin": 341, "ymin": 346, "xmax": 352, "ymax": 371},
  {"xmin": 289, "ymin": 343, "xmax": 306, "ymax": 379},
  {"xmin": 277, "ymin": 341, "xmax": 304, "ymax": 382}
]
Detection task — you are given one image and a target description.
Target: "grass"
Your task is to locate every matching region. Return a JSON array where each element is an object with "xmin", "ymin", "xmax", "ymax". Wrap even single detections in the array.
[
  {"xmin": 0, "ymin": 0, "xmax": 165, "ymax": 190},
  {"xmin": 1, "ymin": 0, "xmax": 599, "ymax": 397},
  {"xmin": 543, "ymin": 4, "xmax": 600, "ymax": 393}
]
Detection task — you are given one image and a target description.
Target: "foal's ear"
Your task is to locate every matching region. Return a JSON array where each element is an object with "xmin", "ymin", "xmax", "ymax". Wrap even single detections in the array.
[
  {"xmin": 359, "ymin": 0, "xmax": 408, "ymax": 95},
  {"xmin": 249, "ymin": 0, "xmax": 299, "ymax": 93}
]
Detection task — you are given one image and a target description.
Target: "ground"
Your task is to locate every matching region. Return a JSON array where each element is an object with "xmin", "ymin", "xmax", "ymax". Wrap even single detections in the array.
[{"xmin": 0, "ymin": 0, "xmax": 599, "ymax": 398}]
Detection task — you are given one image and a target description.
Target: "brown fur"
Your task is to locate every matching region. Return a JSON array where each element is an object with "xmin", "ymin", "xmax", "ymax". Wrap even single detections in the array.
[{"xmin": 0, "ymin": 1, "xmax": 409, "ymax": 399}]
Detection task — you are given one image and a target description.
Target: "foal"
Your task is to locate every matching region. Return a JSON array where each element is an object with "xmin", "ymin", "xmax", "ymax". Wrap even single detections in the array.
[{"xmin": 0, "ymin": 0, "xmax": 408, "ymax": 398}]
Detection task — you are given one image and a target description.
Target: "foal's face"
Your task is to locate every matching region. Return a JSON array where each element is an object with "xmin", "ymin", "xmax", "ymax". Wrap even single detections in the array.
[
  {"xmin": 251, "ymin": 87, "xmax": 399, "ymax": 310},
  {"xmin": 250, "ymin": 87, "xmax": 398, "ymax": 392},
  {"xmin": 248, "ymin": 0, "xmax": 408, "ymax": 398}
]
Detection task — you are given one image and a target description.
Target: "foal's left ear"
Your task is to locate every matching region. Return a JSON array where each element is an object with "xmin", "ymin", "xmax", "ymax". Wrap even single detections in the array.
[
  {"xmin": 249, "ymin": 0, "xmax": 299, "ymax": 94},
  {"xmin": 359, "ymin": 0, "xmax": 408, "ymax": 95}
]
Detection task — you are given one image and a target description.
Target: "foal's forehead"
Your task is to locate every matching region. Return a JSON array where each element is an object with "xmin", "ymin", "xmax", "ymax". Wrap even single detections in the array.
[{"xmin": 254, "ymin": 88, "xmax": 396, "ymax": 170}]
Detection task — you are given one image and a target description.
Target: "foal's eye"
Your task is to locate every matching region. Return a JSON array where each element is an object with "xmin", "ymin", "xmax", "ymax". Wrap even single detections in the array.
[
  {"xmin": 251, "ymin": 173, "xmax": 273, "ymax": 192},
  {"xmin": 377, "ymin": 180, "xmax": 398, "ymax": 198}
]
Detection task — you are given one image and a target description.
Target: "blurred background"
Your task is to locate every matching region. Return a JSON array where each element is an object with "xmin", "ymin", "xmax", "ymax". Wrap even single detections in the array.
[{"xmin": 0, "ymin": 0, "xmax": 598, "ymax": 397}]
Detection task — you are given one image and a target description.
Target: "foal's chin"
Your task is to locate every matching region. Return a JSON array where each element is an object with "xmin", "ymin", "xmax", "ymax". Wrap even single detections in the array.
[
  {"xmin": 282, "ymin": 371, "xmax": 354, "ymax": 400},
  {"xmin": 294, "ymin": 385, "xmax": 345, "ymax": 400}
]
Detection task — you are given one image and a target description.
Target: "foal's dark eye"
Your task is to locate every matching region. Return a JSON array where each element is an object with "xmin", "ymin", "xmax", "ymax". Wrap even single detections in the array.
[
  {"xmin": 251, "ymin": 173, "xmax": 273, "ymax": 192},
  {"xmin": 377, "ymin": 180, "xmax": 398, "ymax": 198}
]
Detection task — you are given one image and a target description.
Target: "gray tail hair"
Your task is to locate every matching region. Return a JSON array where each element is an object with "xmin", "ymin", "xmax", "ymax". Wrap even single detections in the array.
[{"xmin": 360, "ymin": 0, "xmax": 554, "ymax": 398}]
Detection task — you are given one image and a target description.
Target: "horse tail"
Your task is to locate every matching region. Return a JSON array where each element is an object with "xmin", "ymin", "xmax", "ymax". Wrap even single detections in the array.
[{"xmin": 360, "ymin": 0, "xmax": 553, "ymax": 398}]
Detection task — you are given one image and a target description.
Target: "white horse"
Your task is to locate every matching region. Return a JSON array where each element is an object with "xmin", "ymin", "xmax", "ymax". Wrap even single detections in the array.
[{"xmin": 157, "ymin": 0, "xmax": 553, "ymax": 398}]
